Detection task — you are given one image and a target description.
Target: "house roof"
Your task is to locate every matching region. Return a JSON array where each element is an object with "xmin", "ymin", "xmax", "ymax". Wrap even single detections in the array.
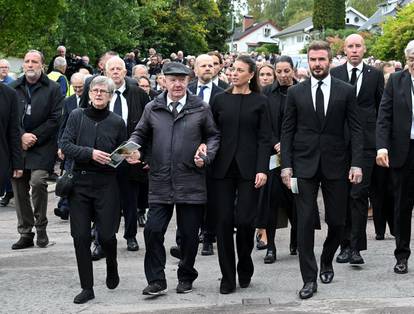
[
  {"xmin": 229, "ymin": 20, "xmax": 280, "ymax": 42},
  {"xmin": 346, "ymin": 6, "xmax": 369, "ymax": 21},
  {"xmin": 272, "ymin": 17, "xmax": 313, "ymax": 38}
]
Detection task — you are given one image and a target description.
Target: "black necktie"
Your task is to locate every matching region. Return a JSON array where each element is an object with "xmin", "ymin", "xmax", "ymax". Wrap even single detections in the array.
[
  {"xmin": 198, "ymin": 85, "xmax": 208, "ymax": 100},
  {"xmin": 171, "ymin": 101, "xmax": 180, "ymax": 118},
  {"xmin": 316, "ymin": 80, "xmax": 325, "ymax": 125},
  {"xmin": 113, "ymin": 90, "xmax": 122, "ymax": 116},
  {"xmin": 350, "ymin": 68, "xmax": 358, "ymax": 85}
]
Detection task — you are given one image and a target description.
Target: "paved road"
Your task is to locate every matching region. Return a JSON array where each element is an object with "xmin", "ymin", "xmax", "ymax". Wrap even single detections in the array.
[{"xmin": 1, "ymin": 189, "xmax": 413, "ymax": 313}]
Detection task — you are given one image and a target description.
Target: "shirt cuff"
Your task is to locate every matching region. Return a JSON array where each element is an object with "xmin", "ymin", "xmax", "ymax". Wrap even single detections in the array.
[{"xmin": 377, "ymin": 148, "xmax": 388, "ymax": 156}]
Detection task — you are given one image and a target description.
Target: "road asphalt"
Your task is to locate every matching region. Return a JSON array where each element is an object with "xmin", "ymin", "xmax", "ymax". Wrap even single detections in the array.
[{"xmin": 1, "ymin": 187, "xmax": 413, "ymax": 313}]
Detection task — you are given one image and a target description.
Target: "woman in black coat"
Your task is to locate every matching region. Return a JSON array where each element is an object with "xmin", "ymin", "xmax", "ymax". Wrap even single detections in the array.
[
  {"xmin": 260, "ymin": 56, "xmax": 298, "ymax": 264},
  {"xmin": 61, "ymin": 76, "xmax": 126, "ymax": 304},
  {"xmin": 210, "ymin": 55, "xmax": 272, "ymax": 294}
]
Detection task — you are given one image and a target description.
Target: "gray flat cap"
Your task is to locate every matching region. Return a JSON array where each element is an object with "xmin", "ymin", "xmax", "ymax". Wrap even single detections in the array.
[{"xmin": 162, "ymin": 62, "xmax": 190, "ymax": 76}]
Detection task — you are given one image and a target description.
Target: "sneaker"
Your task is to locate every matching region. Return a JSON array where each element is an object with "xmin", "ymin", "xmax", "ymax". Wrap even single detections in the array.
[
  {"xmin": 36, "ymin": 230, "xmax": 49, "ymax": 248},
  {"xmin": 142, "ymin": 282, "xmax": 167, "ymax": 295},
  {"xmin": 0, "ymin": 192, "xmax": 14, "ymax": 206},
  {"xmin": 176, "ymin": 281, "xmax": 192, "ymax": 293},
  {"xmin": 138, "ymin": 214, "xmax": 146, "ymax": 227},
  {"xmin": 73, "ymin": 289, "xmax": 95, "ymax": 304}
]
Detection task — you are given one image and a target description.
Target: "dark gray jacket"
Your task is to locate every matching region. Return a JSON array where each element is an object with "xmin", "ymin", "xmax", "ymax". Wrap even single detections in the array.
[
  {"xmin": 11, "ymin": 73, "xmax": 63, "ymax": 170},
  {"xmin": 129, "ymin": 91, "xmax": 220, "ymax": 204}
]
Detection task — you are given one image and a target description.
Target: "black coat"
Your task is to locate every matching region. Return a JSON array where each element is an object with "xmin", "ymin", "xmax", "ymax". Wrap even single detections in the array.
[
  {"xmin": 188, "ymin": 81, "xmax": 224, "ymax": 106},
  {"xmin": 58, "ymin": 94, "xmax": 78, "ymax": 144},
  {"xmin": 0, "ymin": 83, "xmax": 23, "ymax": 184},
  {"xmin": 281, "ymin": 77, "xmax": 363, "ymax": 179},
  {"xmin": 129, "ymin": 91, "xmax": 220, "ymax": 204},
  {"xmin": 210, "ymin": 91, "xmax": 272, "ymax": 180},
  {"xmin": 331, "ymin": 63, "xmax": 384, "ymax": 151},
  {"xmin": 376, "ymin": 69, "xmax": 414, "ymax": 168},
  {"xmin": 10, "ymin": 74, "xmax": 64, "ymax": 171}
]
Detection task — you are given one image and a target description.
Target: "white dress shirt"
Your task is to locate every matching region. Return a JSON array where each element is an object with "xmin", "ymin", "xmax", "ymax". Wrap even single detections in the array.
[
  {"xmin": 167, "ymin": 94, "xmax": 187, "ymax": 113},
  {"xmin": 346, "ymin": 62, "xmax": 364, "ymax": 96},
  {"xmin": 109, "ymin": 82, "xmax": 128, "ymax": 125},
  {"xmin": 196, "ymin": 81, "xmax": 213, "ymax": 104},
  {"xmin": 311, "ymin": 74, "xmax": 331, "ymax": 115},
  {"xmin": 76, "ymin": 95, "xmax": 80, "ymax": 107}
]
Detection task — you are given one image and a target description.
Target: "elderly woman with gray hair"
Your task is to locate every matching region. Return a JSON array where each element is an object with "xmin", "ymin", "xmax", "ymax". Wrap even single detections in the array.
[{"xmin": 61, "ymin": 76, "xmax": 126, "ymax": 304}]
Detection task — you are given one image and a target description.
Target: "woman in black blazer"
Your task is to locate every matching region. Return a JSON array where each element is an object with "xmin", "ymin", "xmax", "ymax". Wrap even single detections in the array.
[
  {"xmin": 260, "ymin": 56, "xmax": 298, "ymax": 264},
  {"xmin": 210, "ymin": 55, "xmax": 271, "ymax": 294}
]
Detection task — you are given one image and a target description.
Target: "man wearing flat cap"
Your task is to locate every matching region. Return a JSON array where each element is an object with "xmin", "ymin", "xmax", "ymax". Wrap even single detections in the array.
[{"xmin": 126, "ymin": 62, "xmax": 220, "ymax": 295}]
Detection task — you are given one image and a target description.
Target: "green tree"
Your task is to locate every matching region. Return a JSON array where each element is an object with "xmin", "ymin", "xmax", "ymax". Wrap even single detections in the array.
[
  {"xmin": 372, "ymin": 3, "xmax": 414, "ymax": 62},
  {"xmin": 264, "ymin": 0, "xmax": 288, "ymax": 27},
  {"xmin": 206, "ymin": 0, "xmax": 232, "ymax": 51},
  {"xmin": 0, "ymin": 0, "xmax": 65, "ymax": 56},
  {"xmin": 347, "ymin": 0, "xmax": 382, "ymax": 17},
  {"xmin": 313, "ymin": 0, "xmax": 344, "ymax": 30},
  {"xmin": 331, "ymin": 0, "xmax": 345, "ymax": 29},
  {"xmin": 284, "ymin": 0, "xmax": 313, "ymax": 26},
  {"xmin": 246, "ymin": 0, "xmax": 266, "ymax": 21}
]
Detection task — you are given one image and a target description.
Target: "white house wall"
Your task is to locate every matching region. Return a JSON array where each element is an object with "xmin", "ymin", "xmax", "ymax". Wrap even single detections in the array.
[{"xmin": 229, "ymin": 24, "xmax": 280, "ymax": 52}]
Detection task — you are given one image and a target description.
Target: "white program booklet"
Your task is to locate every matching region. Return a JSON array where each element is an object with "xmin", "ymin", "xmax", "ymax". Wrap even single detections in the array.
[
  {"xmin": 108, "ymin": 141, "xmax": 141, "ymax": 168},
  {"xmin": 290, "ymin": 177, "xmax": 299, "ymax": 194},
  {"xmin": 269, "ymin": 154, "xmax": 281, "ymax": 170}
]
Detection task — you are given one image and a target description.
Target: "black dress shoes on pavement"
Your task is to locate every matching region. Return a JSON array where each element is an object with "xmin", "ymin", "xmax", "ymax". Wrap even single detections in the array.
[
  {"xmin": 106, "ymin": 262, "xmax": 120, "ymax": 289},
  {"xmin": 219, "ymin": 280, "xmax": 236, "ymax": 294},
  {"xmin": 142, "ymin": 281, "xmax": 168, "ymax": 295},
  {"xmin": 54, "ymin": 207, "xmax": 69, "ymax": 220},
  {"xmin": 349, "ymin": 250, "xmax": 365, "ymax": 265},
  {"xmin": 319, "ymin": 264, "xmax": 334, "ymax": 284},
  {"xmin": 11, "ymin": 237, "xmax": 34, "ymax": 250},
  {"xmin": 126, "ymin": 238, "xmax": 139, "ymax": 251},
  {"xmin": 201, "ymin": 242, "xmax": 214, "ymax": 256},
  {"xmin": 299, "ymin": 282, "xmax": 317, "ymax": 299},
  {"xmin": 239, "ymin": 278, "xmax": 251, "ymax": 288},
  {"xmin": 170, "ymin": 245, "xmax": 181, "ymax": 259},
  {"xmin": 264, "ymin": 249, "xmax": 276, "ymax": 264},
  {"xmin": 36, "ymin": 230, "xmax": 49, "ymax": 248},
  {"xmin": 0, "ymin": 192, "xmax": 13, "ymax": 206},
  {"xmin": 394, "ymin": 259, "xmax": 408, "ymax": 274},
  {"xmin": 138, "ymin": 214, "xmax": 146, "ymax": 227},
  {"xmin": 290, "ymin": 244, "xmax": 298, "ymax": 255},
  {"xmin": 91, "ymin": 244, "xmax": 106, "ymax": 261},
  {"xmin": 73, "ymin": 289, "xmax": 95, "ymax": 304},
  {"xmin": 336, "ymin": 247, "xmax": 351, "ymax": 263},
  {"xmin": 176, "ymin": 281, "xmax": 193, "ymax": 293},
  {"xmin": 375, "ymin": 234, "xmax": 385, "ymax": 240}
]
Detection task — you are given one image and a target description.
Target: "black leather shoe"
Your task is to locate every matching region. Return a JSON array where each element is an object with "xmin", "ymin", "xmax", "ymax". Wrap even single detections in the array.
[
  {"xmin": 299, "ymin": 282, "xmax": 317, "ymax": 299},
  {"xmin": 0, "ymin": 192, "xmax": 13, "ymax": 206},
  {"xmin": 219, "ymin": 281, "xmax": 236, "ymax": 294},
  {"xmin": 264, "ymin": 249, "xmax": 276, "ymax": 264},
  {"xmin": 376, "ymin": 234, "xmax": 385, "ymax": 240},
  {"xmin": 11, "ymin": 237, "xmax": 34, "ymax": 250},
  {"xmin": 36, "ymin": 230, "xmax": 49, "ymax": 248},
  {"xmin": 319, "ymin": 263, "xmax": 334, "ymax": 284},
  {"xmin": 54, "ymin": 207, "xmax": 69, "ymax": 220},
  {"xmin": 91, "ymin": 244, "xmax": 106, "ymax": 261},
  {"xmin": 349, "ymin": 250, "xmax": 365, "ymax": 265},
  {"xmin": 73, "ymin": 289, "xmax": 95, "ymax": 304},
  {"xmin": 142, "ymin": 281, "xmax": 167, "ymax": 295},
  {"xmin": 176, "ymin": 281, "xmax": 193, "ymax": 293},
  {"xmin": 394, "ymin": 259, "xmax": 408, "ymax": 274},
  {"xmin": 201, "ymin": 242, "xmax": 214, "ymax": 256},
  {"xmin": 106, "ymin": 262, "xmax": 120, "ymax": 289},
  {"xmin": 239, "ymin": 278, "xmax": 251, "ymax": 288},
  {"xmin": 290, "ymin": 244, "xmax": 297, "ymax": 255},
  {"xmin": 127, "ymin": 238, "xmax": 139, "ymax": 251},
  {"xmin": 138, "ymin": 214, "xmax": 146, "ymax": 227},
  {"xmin": 170, "ymin": 245, "xmax": 181, "ymax": 259},
  {"xmin": 336, "ymin": 247, "xmax": 351, "ymax": 263}
]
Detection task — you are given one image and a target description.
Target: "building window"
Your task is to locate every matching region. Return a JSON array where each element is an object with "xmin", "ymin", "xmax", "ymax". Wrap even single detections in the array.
[
  {"xmin": 264, "ymin": 26, "xmax": 271, "ymax": 37},
  {"xmin": 346, "ymin": 18, "xmax": 350, "ymax": 23},
  {"xmin": 354, "ymin": 16, "xmax": 360, "ymax": 23},
  {"xmin": 296, "ymin": 35, "xmax": 304, "ymax": 43}
]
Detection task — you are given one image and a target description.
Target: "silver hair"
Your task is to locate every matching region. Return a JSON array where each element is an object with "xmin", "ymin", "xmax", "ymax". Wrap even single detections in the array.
[
  {"xmin": 105, "ymin": 56, "xmax": 126, "ymax": 72},
  {"xmin": 0, "ymin": 59, "xmax": 10, "ymax": 67},
  {"xmin": 404, "ymin": 40, "xmax": 414, "ymax": 57},
  {"xmin": 70, "ymin": 72, "xmax": 85, "ymax": 84},
  {"xmin": 132, "ymin": 64, "xmax": 148, "ymax": 76},
  {"xmin": 57, "ymin": 45, "xmax": 66, "ymax": 52},
  {"xmin": 26, "ymin": 49, "xmax": 45, "ymax": 64},
  {"xmin": 90, "ymin": 76, "xmax": 115, "ymax": 94},
  {"xmin": 53, "ymin": 56, "xmax": 67, "ymax": 69}
]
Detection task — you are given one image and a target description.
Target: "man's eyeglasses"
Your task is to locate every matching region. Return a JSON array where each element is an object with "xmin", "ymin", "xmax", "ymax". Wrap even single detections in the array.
[{"xmin": 90, "ymin": 88, "xmax": 110, "ymax": 95}]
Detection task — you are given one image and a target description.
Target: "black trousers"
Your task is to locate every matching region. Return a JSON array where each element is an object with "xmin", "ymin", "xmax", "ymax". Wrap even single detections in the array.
[
  {"xmin": 137, "ymin": 180, "xmax": 149, "ymax": 216},
  {"xmin": 391, "ymin": 142, "xmax": 414, "ymax": 261},
  {"xmin": 144, "ymin": 203, "xmax": 203, "ymax": 284},
  {"xmin": 295, "ymin": 172, "xmax": 348, "ymax": 283},
  {"xmin": 370, "ymin": 165, "xmax": 394, "ymax": 236},
  {"xmin": 68, "ymin": 172, "xmax": 120, "ymax": 289},
  {"xmin": 212, "ymin": 177, "xmax": 259, "ymax": 287},
  {"xmin": 201, "ymin": 176, "xmax": 217, "ymax": 243},
  {"xmin": 117, "ymin": 164, "xmax": 138, "ymax": 239}
]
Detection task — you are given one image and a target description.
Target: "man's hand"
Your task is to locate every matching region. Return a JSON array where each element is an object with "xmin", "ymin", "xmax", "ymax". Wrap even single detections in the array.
[
  {"xmin": 194, "ymin": 143, "xmax": 207, "ymax": 168},
  {"xmin": 57, "ymin": 149, "xmax": 65, "ymax": 160},
  {"xmin": 92, "ymin": 149, "xmax": 111, "ymax": 165},
  {"xmin": 125, "ymin": 150, "xmax": 141, "ymax": 164},
  {"xmin": 254, "ymin": 173, "xmax": 267, "ymax": 188},
  {"xmin": 21, "ymin": 133, "xmax": 37, "ymax": 148},
  {"xmin": 196, "ymin": 143, "xmax": 207, "ymax": 156},
  {"xmin": 281, "ymin": 168, "xmax": 293, "ymax": 189},
  {"xmin": 274, "ymin": 142, "xmax": 281, "ymax": 153},
  {"xmin": 376, "ymin": 152, "xmax": 389, "ymax": 168},
  {"xmin": 13, "ymin": 170, "xmax": 23, "ymax": 178},
  {"xmin": 349, "ymin": 167, "xmax": 363, "ymax": 184}
]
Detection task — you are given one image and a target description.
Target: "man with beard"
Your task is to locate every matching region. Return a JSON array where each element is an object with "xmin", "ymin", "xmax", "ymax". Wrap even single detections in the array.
[{"xmin": 280, "ymin": 41, "xmax": 363, "ymax": 299}]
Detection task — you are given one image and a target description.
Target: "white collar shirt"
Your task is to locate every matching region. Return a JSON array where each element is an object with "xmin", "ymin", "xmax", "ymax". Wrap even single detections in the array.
[
  {"xmin": 311, "ymin": 74, "xmax": 331, "ymax": 115},
  {"xmin": 346, "ymin": 62, "xmax": 364, "ymax": 96},
  {"xmin": 167, "ymin": 94, "xmax": 187, "ymax": 114},
  {"xmin": 109, "ymin": 81, "xmax": 128, "ymax": 125},
  {"xmin": 196, "ymin": 80, "xmax": 213, "ymax": 104},
  {"xmin": 410, "ymin": 76, "xmax": 414, "ymax": 139}
]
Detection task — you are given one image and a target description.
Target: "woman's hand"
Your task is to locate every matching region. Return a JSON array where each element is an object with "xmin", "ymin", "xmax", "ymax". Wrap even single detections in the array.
[
  {"xmin": 92, "ymin": 149, "xmax": 111, "ymax": 165},
  {"xmin": 254, "ymin": 172, "xmax": 267, "ymax": 188}
]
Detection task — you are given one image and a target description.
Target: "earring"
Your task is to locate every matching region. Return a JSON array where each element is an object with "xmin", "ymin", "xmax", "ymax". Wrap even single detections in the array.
[{"xmin": 248, "ymin": 79, "xmax": 251, "ymax": 84}]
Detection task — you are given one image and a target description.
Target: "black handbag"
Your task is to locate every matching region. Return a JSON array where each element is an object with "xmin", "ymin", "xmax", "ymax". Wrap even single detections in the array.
[{"xmin": 55, "ymin": 112, "xmax": 84, "ymax": 198}]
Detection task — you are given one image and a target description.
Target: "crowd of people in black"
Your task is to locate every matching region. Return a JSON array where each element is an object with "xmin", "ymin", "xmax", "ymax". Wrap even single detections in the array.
[{"xmin": 1, "ymin": 34, "xmax": 414, "ymax": 303}]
